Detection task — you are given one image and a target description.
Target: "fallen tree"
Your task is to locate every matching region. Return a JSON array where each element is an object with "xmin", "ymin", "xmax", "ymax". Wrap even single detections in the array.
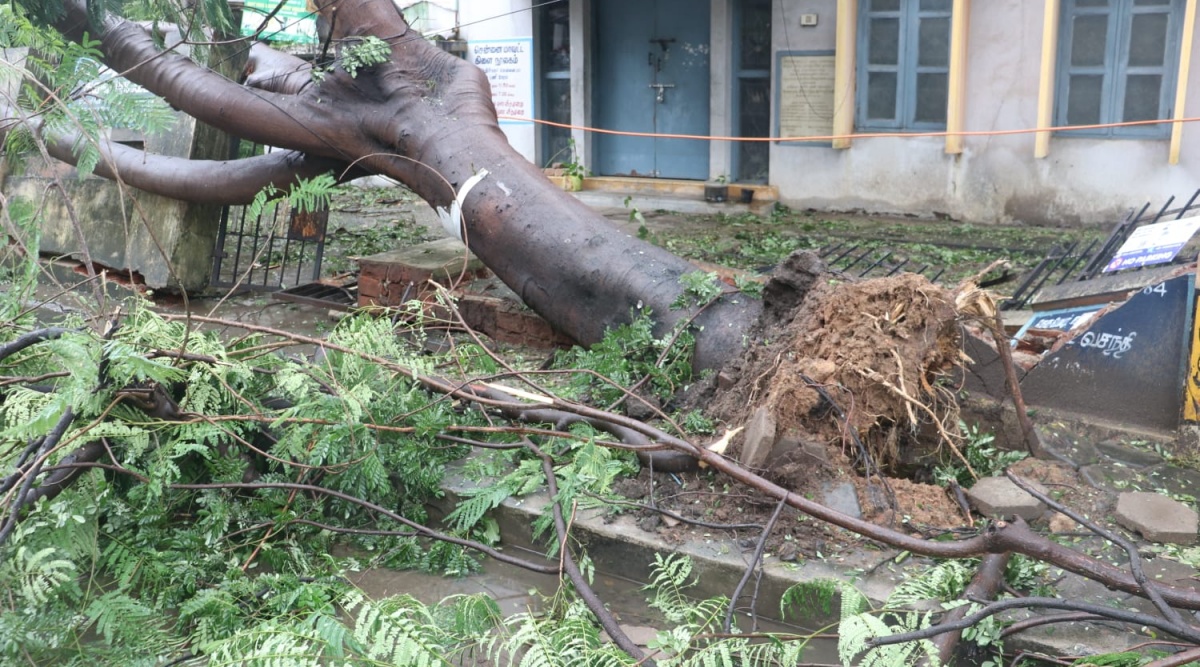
[
  {"xmin": 1, "ymin": 268, "xmax": 1198, "ymax": 664},
  {"xmin": 4, "ymin": 2, "xmax": 1200, "ymax": 665},
  {"xmin": 1, "ymin": 0, "xmax": 758, "ymax": 371}
]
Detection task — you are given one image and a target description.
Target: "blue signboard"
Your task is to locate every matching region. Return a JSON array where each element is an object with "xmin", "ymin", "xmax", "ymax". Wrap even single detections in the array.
[{"xmin": 1021, "ymin": 275, "xmax": 1194, "ymax": 431}]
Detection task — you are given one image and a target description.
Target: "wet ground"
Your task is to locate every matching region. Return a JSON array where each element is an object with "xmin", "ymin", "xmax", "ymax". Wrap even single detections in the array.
[{"xmin": 343, "ymin": 548, "xmax": 840, "ymax": 663}]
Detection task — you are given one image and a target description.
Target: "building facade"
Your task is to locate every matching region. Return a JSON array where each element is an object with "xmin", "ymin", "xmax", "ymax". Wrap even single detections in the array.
[{"xmin": 415, "ymin": 0, "xmax": 1200, "ymax": 226}]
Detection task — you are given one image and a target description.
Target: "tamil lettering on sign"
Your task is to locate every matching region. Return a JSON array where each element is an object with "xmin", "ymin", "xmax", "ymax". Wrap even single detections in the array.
[
  {"xmin": 1104, "ymin": 214, "xmax": 1200, "ymax": 272},
  {"xmin": 1021, "ymin": 274, "xmax": 1194, "ymax": 431},
  {"xmin": 467, "ymin": 39, "xmax": 534, "ymax": 125},
  {"xmin": 1012, "ymin": 305, "xmax": 1104, "ymax": 347}
]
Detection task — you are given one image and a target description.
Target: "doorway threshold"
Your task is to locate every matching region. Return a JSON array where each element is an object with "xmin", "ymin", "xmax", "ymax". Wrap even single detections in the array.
[{"xmin": 577, "ymin": 176, "xmax": 778, "ymax": 215}]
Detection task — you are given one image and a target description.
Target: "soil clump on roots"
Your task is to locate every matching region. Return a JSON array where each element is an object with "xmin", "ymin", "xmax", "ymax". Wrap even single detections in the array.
[{"xmin": 699, "ymin": 251, "xmax": 972, "ymax": 532}]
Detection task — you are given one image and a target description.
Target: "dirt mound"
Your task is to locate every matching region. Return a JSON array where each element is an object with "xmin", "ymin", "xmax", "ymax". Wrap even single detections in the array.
[{"xmin": 706, "ymin": 251, "xmax": 968, "ymax": 526}]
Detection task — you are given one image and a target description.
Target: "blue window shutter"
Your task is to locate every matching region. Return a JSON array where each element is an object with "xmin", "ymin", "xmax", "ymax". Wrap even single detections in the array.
[
  {"xmin": 1056, "ymin": 0, "xmax": 1184, "ymax": 138},
  {"xmin": 856, "ymin": 0, "xmax": 952, "ymax": 131}
]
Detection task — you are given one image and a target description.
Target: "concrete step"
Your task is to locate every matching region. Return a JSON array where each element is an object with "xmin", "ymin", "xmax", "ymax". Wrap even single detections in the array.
[{"xmin": 571, "ymin": 176, "xmax": 778, "ymax": 216}]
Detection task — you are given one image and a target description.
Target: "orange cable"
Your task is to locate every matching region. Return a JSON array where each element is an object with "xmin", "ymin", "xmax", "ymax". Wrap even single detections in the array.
[{"xmin": 497, "ymin": 114, "xmax": 1200, "ymax": 143}]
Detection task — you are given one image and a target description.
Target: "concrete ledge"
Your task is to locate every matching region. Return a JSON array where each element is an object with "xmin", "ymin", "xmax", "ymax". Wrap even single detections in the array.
[
  {"xmin": 427, "ymin": 453, "xmax": 1158, "ymax": 656},
  {"xmin": 428, "ymin": 457, "xmax": 875, "ymax": 628}
]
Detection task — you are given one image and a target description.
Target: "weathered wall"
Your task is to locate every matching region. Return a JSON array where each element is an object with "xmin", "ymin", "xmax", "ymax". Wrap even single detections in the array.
[
  {"xmin": 0, "ymin": 38, "xmax": 244, "ymax": 290},
  {"xmin": 768, "ymin": 0, "xmax": 1200, "ymax": 226}
]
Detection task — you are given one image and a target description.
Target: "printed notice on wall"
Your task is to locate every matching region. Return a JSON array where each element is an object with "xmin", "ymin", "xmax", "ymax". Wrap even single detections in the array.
[
  {"xmin": 467, "ymin": 38, "xmax": 535, "ymax": 125},
  {"xmin": 777, "ymin": 53, "xmax": 836, "ymax": 140}
]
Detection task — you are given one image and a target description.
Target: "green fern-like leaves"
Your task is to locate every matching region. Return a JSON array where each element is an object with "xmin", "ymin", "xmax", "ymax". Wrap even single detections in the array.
[
  {"xmin": 341, "ymin": 36, "xmax": 391, "ymax": 78},
  {"xmin": 1, "ymin": 545, "xmax": 76, "ymax": 608}
]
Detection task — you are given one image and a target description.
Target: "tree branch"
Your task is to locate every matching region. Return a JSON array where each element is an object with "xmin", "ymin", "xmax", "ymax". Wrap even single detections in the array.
[
  {"xmin": 51, "ymin": 0, "xmax": 348, "ymax": 157},
  {"xmin": 0, "ymin": 104, "xmax": 359, "ymax": 205},
  {"xmin": 924, "ymin": 553, "xmax": 1011, "ymax": 666},
  {"xmin": 533, "ymin": 442, "xmax": 648, "ymax": 664},
  {"xmin": 159, "ymin": 313, "xmax": 1200, "ymax": 611},
  {"xmin": 868, "ymin": 596, "xmax": 1200, "ymax": 649},
  {"xmin": 245, "ymin": 43, "xmax": 315, "ymax": 95}
]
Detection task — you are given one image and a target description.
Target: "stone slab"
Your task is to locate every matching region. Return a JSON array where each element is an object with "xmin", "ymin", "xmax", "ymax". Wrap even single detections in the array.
[
  {"xmin": 1094, "ymin": 439, "xmax": 1165, "ymax": 467},
  {"xmin": 1115, "ymin": 491, "xmax": 1198, "ymax": 544},
  {"xmin": 740, "ymin": 406, "xmax": 777, "ymax": 469},
  {"xmin": 966, "ymin": 476, "xmax": 1048, "ymax": 521}
]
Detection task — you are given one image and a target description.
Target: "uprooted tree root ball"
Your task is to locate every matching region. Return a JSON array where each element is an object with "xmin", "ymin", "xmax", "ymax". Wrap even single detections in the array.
[{"xmin": 706, "ymin": 251, "xmax": 970, "ymax": 525}]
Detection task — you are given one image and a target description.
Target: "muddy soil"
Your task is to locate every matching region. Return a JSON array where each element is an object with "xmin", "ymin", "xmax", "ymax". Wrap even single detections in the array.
[{"xmin": 606, "ymin": 245, "xmax": 1127, "ymax": 559}]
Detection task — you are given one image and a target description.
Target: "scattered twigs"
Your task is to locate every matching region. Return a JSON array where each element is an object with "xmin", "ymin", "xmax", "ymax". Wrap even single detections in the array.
[
  {"xmin": 175, "ymin": 477, "xmax": 561, "ymax": 575},
  {"xmin": 5, "ymin": 309, "xmax": 1188, "ymax": 660},
  {"xmin": 990, "ymin": 311, "xmax": 1043, "ymax": 457},
  {"xmin": 9, "ymin": 309, "xmax": 1200, "ymax": 636},
  {"xmin": 723, "ymin": 497, "xmax": 786, "ymax": 633},
  {"xmin": 1143, "ymin": 646, "xmax": 1200, "ymax": 667},
  {"xmin": 947, "ymin": 481, "xmax": 974, "ymax": 528},
  {"xmin": 1007, "ymin": 651, "xmax": 1073, "ymax": 666},
  {"xmin": 531, "ymin": 441, "xmax": 648, "ymax": 664},
  {"xmin": 582, "ymin": 492, "xmax": 763, "ymax": 532},
  {"xmin": 1006, "ymin": 471, "xmax": 1189, "ymax": 629},
  {"xmin": 690, "ymin": 445, "xmax": 1200, "ymax": 610},
  {"xmin": 954, "ymin": 265, "xmax": 1042, "ymax": 457},
  {"xmin": 921, "ymin": 552, "xmax": 1011, "ymax": 666},
  {"xmin": 869, "ymin": 595, "xmax": 1200, "ymax": 649},
  {"xmin": 0, "ymin": 407, "xmax": 76, "ymax": 547},
  {"xmin": 998, "ymin": 612, "xmax": 1107, "ymax": 639}
]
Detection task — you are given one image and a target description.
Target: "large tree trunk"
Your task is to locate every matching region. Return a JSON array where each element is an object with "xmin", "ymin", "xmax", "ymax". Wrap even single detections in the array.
[{"xmin": 28, "ymin": 0, "xmax": 761, "ymax": 370}]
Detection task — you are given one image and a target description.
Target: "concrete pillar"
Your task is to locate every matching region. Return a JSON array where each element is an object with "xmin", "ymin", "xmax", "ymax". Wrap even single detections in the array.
[
  {"xmin": 710, "ymin": 0, "xmax": 734, "ymax": 181},
  {"xmin": 570, "ymin": 0, "xmax": 592, "ymax": 170}
]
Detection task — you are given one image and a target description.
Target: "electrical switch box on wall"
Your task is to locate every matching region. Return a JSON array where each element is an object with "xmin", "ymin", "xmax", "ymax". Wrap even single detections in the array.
[{"xmin": 800, "ymin": 13, "xmax": 818, "ymax": 27}]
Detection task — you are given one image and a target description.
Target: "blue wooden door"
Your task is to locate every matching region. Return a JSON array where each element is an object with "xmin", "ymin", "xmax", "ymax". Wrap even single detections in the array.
[{"xmin": 594, "ymin": 0, "xmax": 711, "ymax": 179}]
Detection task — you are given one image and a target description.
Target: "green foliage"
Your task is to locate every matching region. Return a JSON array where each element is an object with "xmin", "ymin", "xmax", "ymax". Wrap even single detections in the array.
[
  {"xmin": 342, "ymin": 36, "xmax": 391, "ymax": 78},
  {"xmin": 733, "ymin": 273, "xmax": 765, "ymax": 298},
  {"xmin": 780, "ymin": 559, "xmax": 1023, "ymax": 667},
  {"xmin": 676, "ymin": 409, "xmax": 715, "ymax": 435},
  {"xmin": 553, "ymin": 308, "xmax": 695, "ymax": 406},
  {"xmin": 933, "ymin": 421, "xmax": 1027, "ymax": 488},
  {"xmin": 0, "ymin": 276, "xmax": 500, "ymax": 662},
  {"xmin": 1071, "ymin": 652, "xmax": 1148, "ymax": 666},
  {"xmin": 671, "ymin": 271, "xmax": 724, "ymax": 309},
  {"xmin": 781, "ymin": 578, "xmax": 840, "ymax": 620},
  {"xmin": 247, "ymin": 173, "xmax": 338, "ymax": 225},
  {"xmin": 447, "ymin": 430, "xmax": 636, "ymax": 558},
  {"xmin": 1005, "ymin": 554, "xmax": 1050, "ymax": 594}
]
